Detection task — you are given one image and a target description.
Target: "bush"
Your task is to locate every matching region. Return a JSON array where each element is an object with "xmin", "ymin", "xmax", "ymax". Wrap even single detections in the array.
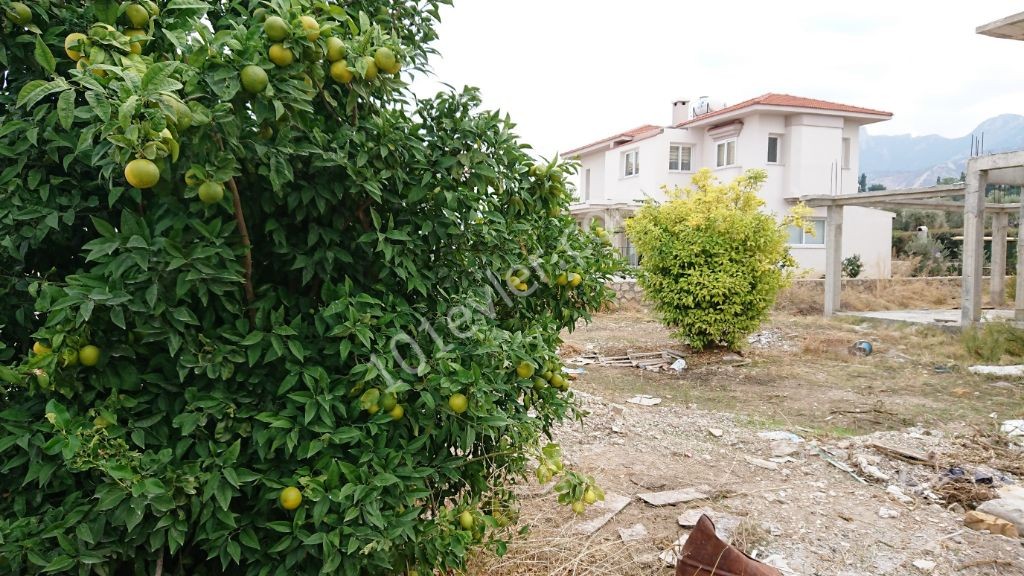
[
  {"xmin": 626, "ymin": 169, "xmax": 806, "ymax": 350},
  {"xmin": 0, "ymin": 1, "xmax": 620, "ymax": 574},
  {"xmin": 842, "ymin": 254, "xmax": 863, "ymax": 278},
  {"xmin": 962, "ymin": 322, "xmax": 1024, "ymax": 363},
  {"xmin": 907, "ymin": 236, "xmax": 951, "ymax": 276}
]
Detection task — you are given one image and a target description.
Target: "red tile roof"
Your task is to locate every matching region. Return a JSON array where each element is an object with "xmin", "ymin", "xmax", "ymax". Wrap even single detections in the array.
[
  {"xmin": 674, "ymin": 93, "xmax": 892, "ymax": 127},
  {"xmin": 564, "ymin": 124, "xmax": 662, "ymax": 156}
]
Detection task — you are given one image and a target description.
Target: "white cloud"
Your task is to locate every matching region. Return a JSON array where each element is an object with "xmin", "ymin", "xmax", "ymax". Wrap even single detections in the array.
[{"xmin": 412, "ymin": 1, "xmax": 1024, "ymax": 156}]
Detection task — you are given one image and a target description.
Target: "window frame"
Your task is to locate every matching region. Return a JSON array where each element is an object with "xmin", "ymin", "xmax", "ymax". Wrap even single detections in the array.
[
  {"xmin": 715, "ymin": 139, "xmax": 737, "ymax": 168},
  {"xmin": 787, "ymin": 218, "xmax": 826, "ymax": 246},
  {"xmin": 767, "ymin": 134, "xmax": 782, "ymax": 164},
  {"xmin": 621, "ymin": 149, "xmax": 639, "ymax": 178},
  {"xmin": 668, "ymin": 143, "xmax": 693, "ymax": 172}
]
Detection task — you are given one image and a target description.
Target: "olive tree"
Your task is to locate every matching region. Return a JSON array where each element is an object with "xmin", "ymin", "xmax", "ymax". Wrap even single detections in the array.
[{"xmin": 0, "ymin": 1, "xmax": 620, "ymax": 573}]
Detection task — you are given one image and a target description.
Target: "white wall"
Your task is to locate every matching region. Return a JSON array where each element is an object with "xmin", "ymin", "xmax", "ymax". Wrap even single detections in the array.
[
  {"xmin": 570, "ymin": 108, "xmax": 893, "ymax": 278},
  {"xmin": 789, "ymin": 207, "xmax": 893, "ymax": 279}
]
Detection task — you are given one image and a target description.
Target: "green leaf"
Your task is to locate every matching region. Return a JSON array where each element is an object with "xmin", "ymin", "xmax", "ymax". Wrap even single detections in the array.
[
  {"xmin": 34, "ymin": 35, "xmax": 56, "ymax": 74},
  {"xmin": 18, "ymin": 78, "xmax": 69, "ymax": 109},
  {"xmin": 57, "ymin": 89, "xmax": 75, "ymax": 130},
  {"xmin": 42, "ymin": 555, "xmax": 75, "ymax": 573},
  {"xmin": 140, "ymin": 62, "xmax": 182, "ymax": 95}
]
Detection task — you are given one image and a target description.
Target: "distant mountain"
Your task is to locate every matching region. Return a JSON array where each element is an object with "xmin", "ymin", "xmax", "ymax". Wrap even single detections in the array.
[{"xmin": 860, "ymin": 114, "xmax": 1024, "ymax": 189}]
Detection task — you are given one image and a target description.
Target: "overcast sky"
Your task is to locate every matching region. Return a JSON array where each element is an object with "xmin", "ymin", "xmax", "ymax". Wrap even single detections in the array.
[{"xmin": 411, "ymin": 1, "xmax": 1024, "ymax": 157}]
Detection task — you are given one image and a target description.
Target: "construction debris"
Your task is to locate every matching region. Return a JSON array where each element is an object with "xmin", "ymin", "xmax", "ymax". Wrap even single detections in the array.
[
  {"xmin": 968, "ymin": 365, "xmax": 1024, "ymax": 377},
  {"xmin": 566, "ymin": 350, "xmax": 686, "ymax": 372},
  {"xmin": 617, "ymin": 523, "xmax": 648, "ymax": 543},
  {"xmin": 638, "ymin": 487, "xmax": 709, "ymax": 507},
  {"xmin": 878, "ymin": 507, "xmax": 901, "ymax": 519},
  {"xmin": 678, "ymin": 508, "xmax": 716, "ymax": 527},
  {"xmin": 964, "ymin": 510, "xmax": 1020, "ymax": 538},
  {"xmin": 758, "ymin": 431, "xmax": 803, "ymax": 443},
  {"xmin": 627, "ymin": 395, "xmax": 662, "ymax": 406},
  {"xmin": 674, "ymin": 515, "xmax": 782, "ymax": 576},
  {"xmin": 1002, "ymin": 420, "xmax": 1024, "ymax": 438},
  {"xmin": 745, "ymin": 456, "xmax": 780, "ymax": 471},
  {"xmin": 869, "ymin": 442, "xmax": 933, "ymax": 464},
  {"xmin": 708, "ymin": 428, "xmax": 724, "ymax": 438},
  {"xmin": 574, "ymin": 493, "xmax": 631, "ymax": 535},
  {"xmin": 975, "ymin": 485, "xmax": 1024, "ymax": 535},
  {"xmin": 912, "ymin": 559, "xmax": 936, "ymax": 573}
]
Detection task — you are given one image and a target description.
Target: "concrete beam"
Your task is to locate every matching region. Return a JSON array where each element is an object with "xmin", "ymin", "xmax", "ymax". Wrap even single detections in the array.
[
  {"xmin": 800, "ymin": 183, "xmax": 966, "ymax": 207},
  {"xmin": 971, "ymin": 151, "xmax": 1024, "ymax": 171},
  {"xmin": 977, "ymin": 10, "xmax": 1024, "ymax": 40},
  {"xmin": 824, "ymin": 205, "xmax": 843, "ymax": 317},
  {"xmin": 991, "ymin": 212, "xmax": 1009, "ymax": 307},
  {"xmin": 961, "ymin": 163, "xmax": 988, "ymax": 327},
  {"xmin": 844, "ymin": 200, "xmax": 1020, "ymax": 213}
]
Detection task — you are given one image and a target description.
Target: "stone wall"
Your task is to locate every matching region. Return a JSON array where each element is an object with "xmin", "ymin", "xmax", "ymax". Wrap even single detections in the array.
[{"xmin": 607, "ymin": 278, "xmax": 644, "ymax": 303}]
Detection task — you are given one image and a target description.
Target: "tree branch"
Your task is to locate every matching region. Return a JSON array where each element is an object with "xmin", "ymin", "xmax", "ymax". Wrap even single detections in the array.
[
  {"xmin": 154, "ymin": 555, "xmax": 163, "ymax": 576},
  {"xmin": 226, "ymin": 177, "xmax": 256, "ymax": 317}
]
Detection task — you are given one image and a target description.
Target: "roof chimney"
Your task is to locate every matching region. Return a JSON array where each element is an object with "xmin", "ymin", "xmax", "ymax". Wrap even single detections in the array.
[{"xmin": 672, "ymin": 99, "xmax": 691, "ymax": 125}]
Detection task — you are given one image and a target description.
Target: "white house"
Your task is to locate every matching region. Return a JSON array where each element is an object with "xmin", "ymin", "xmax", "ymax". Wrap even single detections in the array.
[{"xmin": 564, "ymin": 93, "xmax": 896, "ymax": 278}]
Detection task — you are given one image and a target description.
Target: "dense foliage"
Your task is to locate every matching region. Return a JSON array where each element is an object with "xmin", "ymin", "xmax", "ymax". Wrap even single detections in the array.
[
  {"xmin": 0, "ymin": 0, "xmax": 620, "ymax": 574},
  {"xmin": 626, "ymin": 169, "xmax": 805, "ymax": 350}
]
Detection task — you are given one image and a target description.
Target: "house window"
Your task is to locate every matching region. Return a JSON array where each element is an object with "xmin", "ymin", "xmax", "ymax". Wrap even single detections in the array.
[
  {"xmin": 584, "ymin": 168, "xmax": 591, "ymax": 201},
  {"xmin": 842, "ymin": 138, "xmax": 851, "ymax": 170},
  {"xmin": 622, "ymin": 150, "xmax": 639, "ymax": 178},
  {"xmin": 767, "ymin": 134, "xmax": 782, "ymax": 164},
  {"xmin": 715, "ymin": 140, "xmax": 736, "ymax": 168},
  {"xmin": 668, "ymin": 144, "xmax": 692, "ymax": 172},
  {"xmin": 787, "ymin": 219, "xmax": 826, "ymax": 245}
]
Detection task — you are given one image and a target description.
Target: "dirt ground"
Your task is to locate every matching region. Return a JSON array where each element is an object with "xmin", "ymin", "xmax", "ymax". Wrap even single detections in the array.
[{"xmin": 471, "ymin": 307, "xmax": 1024, "ymax": 576}]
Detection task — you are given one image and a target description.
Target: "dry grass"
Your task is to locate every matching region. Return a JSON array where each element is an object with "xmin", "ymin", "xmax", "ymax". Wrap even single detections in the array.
[
  {"xmin": 774, "ymin": 279, "xmax": 964, "ymax": 314},
  {"xmin": 468, "ymin": 490, "xmax": 660, "ymax": 576}
]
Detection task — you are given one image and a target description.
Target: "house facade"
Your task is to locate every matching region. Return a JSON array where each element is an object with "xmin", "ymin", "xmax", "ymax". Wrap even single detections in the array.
[{"xmin": 564, "ymin": 93, "xmax": 896, "ymax": 278}]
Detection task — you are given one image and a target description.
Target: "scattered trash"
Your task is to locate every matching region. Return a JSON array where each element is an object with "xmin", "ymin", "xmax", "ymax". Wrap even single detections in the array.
[
  {"xmin": 561, "ymin": 366, "xmax": 586, "ymax": 375},
  {"xmin": 878, "ymin": 506, "xmax": 900, "ymax": 519},
  {"xmin": 760, "ymin": 554, "xmax": 797, "ymax": 575},
  {"xmin": 851, "ymin": 340, "xmax": 873, "ymax": 356},
  {"xmin": 770, "ymin": 440, "xmax": 801, "ymax": 458},
  {"xmin": 933, "ymin": 365, "xmax": 954, "ymax": 374},
  {"xmin": 975, "ymin": 485, "xmax": 1024, "ymax": 535},
  {"xmin": 747, "ymin": 329, "xmax": 791, "ymax": 351},
  {"xmin": 708, "ymin": 428, "xmax": 724, "ymax": 438},
  {"xmin": 968, "ymin": 364, "xmax": 1024, "ymax": 377},
  {"xmin": 675, "ymin": 515, "xmax": 782, "ymax": 576},
  {"xmin": 567, "ymin": 350, "xmax": 686, "ymax": 372},
  {"xmin": 886, "ymin": 485, "xmax": 914, "ymax": 505},
  {"xmin": 745, "ymin": 456, "xmax": 780, "ymax": 471},
  {"xmin": 964, "ymin": 510, "xmax": 1020, "ymax": 538},
  {"xmin": 816, "ymin": 449, "xmax": 867, "ymax": 484},
  {"xmin": 912, "ymin": 559, "xmax": 936, "ymax": 573},
  {"xmin": 659, "ymin": 533, "xmax": 688, "ymax": 567},
  {"xmin": 1001, "ymin": 420, "xmax": 1024, "ymax": 438},
  {"xmin": 627, "ymin": 395, "xmax": 662, "ymax": 406},
  {"xmin": 574, "ymin": 493, "xmax": 631, "ymax": 535},
  {"xmin": 869, "ymin": 442, "xmax": 933, "ymax": 464},
  {"xmin": 618, "ymin": 523, "xmax": 648, "ymax": 543},
  {"xmin": 637, "ymin": 487, "xmax": 709, "ymax": 507},
  {"xmin": 856, "ymin": 455, "xmax": 891, "ymax": 482},
  {"xmin": 670, "ymin": 358, "xmax": 687, "ymax": 372},
  {"xmin": 758, "ymin": 431, "xmax": 804, "ymax": 443}
]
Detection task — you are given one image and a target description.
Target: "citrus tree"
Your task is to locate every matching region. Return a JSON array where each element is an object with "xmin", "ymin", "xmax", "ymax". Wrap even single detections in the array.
[
  {"xmin": 626, "ymin": 169, "xmax": 807, "ymax": 350},
  {"xmin": 0, "ymin": 1, "xmax": 620, "ymax": 573}
]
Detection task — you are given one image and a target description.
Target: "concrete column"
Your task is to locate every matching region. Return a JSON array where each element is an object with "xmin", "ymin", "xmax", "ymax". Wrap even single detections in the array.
[
  {"xmin": 990, "ymin": 212, "xmax": 1009, "ymax": 307},
  {"xmin": 960, "ymin": 163, "xmax": 987, "ymax": 326},
  {"xmin": 1017, "ymin": 202, "xmax": 1024, "ymax": 321},
  {"xmin": 824, "ymin": 205, "xmax": 844, "ymax": 316}
]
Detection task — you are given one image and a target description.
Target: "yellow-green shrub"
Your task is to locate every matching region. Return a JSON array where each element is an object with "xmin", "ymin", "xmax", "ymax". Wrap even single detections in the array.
[{"xmin": 626, "ymin": 169, "xmax": 807, "ymax": 349}]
